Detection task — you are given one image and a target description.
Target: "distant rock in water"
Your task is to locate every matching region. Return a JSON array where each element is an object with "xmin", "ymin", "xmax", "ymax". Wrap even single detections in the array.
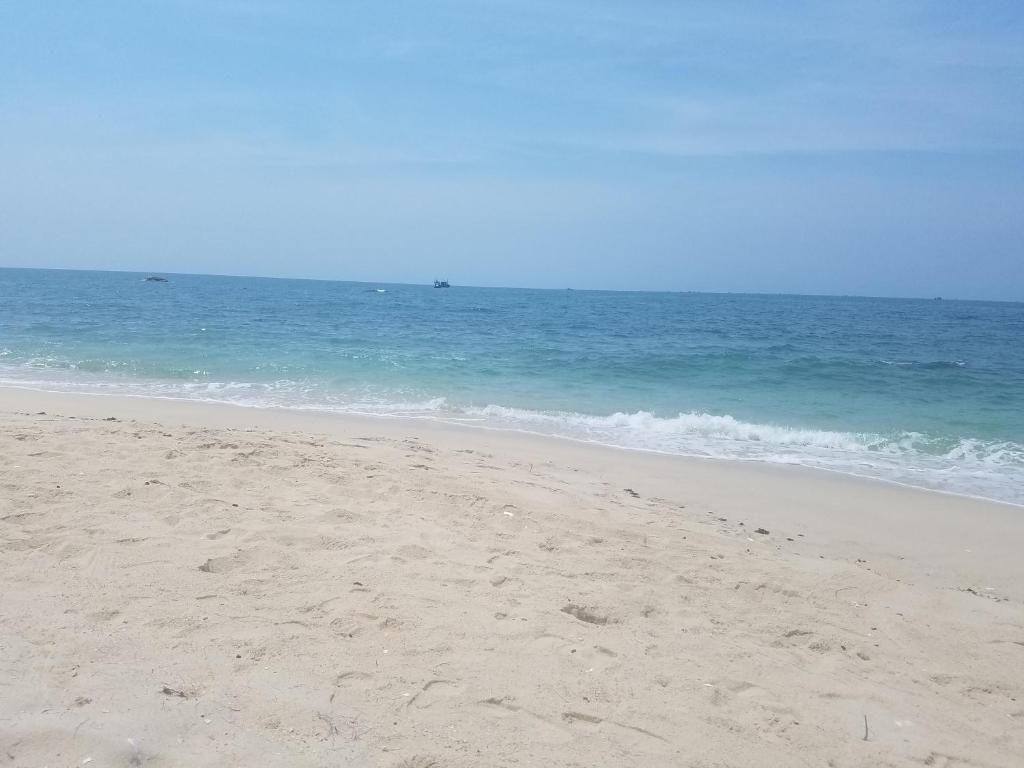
[{"xmin": 144, "ymin": 276, "xmax": 168, "ymax": 282}]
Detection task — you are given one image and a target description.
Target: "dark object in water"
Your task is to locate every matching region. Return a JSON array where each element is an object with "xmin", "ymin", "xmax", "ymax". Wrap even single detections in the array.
[
  {"xmin": 433, "ymin": 279, "xmax": 450, "ymax": 288},
  {"xmin": 144, "ymin": 276, "xmax": 168, "ymax": 282}
]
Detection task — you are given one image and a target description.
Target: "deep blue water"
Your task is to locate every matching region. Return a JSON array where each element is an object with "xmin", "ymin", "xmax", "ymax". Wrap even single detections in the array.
[{"xmin": 2, "ymin": 268, "xmax": 1022, "ymax": 504}]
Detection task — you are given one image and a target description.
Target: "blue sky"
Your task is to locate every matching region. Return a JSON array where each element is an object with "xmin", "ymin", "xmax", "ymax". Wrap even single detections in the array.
[{"xmin": 1, "ymin": 1, "xmax": 1022, "ymax": 299}]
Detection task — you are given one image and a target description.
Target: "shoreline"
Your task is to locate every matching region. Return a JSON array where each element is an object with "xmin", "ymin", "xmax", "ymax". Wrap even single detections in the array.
[
  {"xmin": 5, "ymin": 384, "xmax": 1024, "ymax": 602},
  {"xmin": 1, "ymin": 382, "xmax": 1019, "ymax": 511},
  {"xmin": 3, "ymin": 386, "xmax": 1023, "ymax": 765}
]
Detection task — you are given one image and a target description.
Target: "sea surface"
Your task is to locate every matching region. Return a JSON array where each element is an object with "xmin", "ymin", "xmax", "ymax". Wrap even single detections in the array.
[{"xmin": 2, "ymin": 268, "xmax": 1023, "ymax": 505}]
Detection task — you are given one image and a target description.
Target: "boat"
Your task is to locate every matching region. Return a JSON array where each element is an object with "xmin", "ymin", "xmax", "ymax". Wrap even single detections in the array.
[
  {"xmin": 434, "ymin": 279, "xmax": 450, "ymax": 288},
  {"xmin": 144, "ymin": 276, "xmax": 168, "ymax": 282}
]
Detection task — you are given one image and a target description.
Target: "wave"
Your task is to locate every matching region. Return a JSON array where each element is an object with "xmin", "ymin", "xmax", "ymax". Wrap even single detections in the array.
[
  {"xmin": 464, "ymin": 405, "xmax": 870, "ymax": 450},
  {"xmin": 457, "ymin": 404, "xmax": 1022, "ymax": 465},
  {"xmin": 1, "ymin": 368, "xmax": 1021, "ymax": 505}
]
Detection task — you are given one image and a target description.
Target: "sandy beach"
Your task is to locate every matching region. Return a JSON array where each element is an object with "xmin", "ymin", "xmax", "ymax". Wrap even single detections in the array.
[{"xmin": 1, "ymin": 387, "xmax": 1022, "ymax": 767}]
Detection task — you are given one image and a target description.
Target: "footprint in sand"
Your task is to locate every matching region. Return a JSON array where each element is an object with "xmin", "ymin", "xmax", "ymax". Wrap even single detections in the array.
[
  {"xmin": 390, "ymin": 757, "xmax": 445, "ymax": 768},
  {"xmin": 335, "ymin": 670, "xmax": 373, "ymax": 687},
  {"xmin": 396, "ymin": 544, "xmax": 433, "ymax": 560},
  {"xmin": 478, "ymin": 697, "xmax": 572, "ymax": 743},
  {"xmin": 561, "ymin": 604, "xmax": 613, "ymax": 625},
  {"xmin": 197, "ymin": 550, "xmax": 252, "ymax": 574},
  {"xmin": 561, "ymin": 710, "xmax": 670, "ymax": 749},
  {"xmin": 771, "ymin": 628, "xmax": 814, "ymax": 648},
  {"xmin": 406, "ymin": 679, "xmax": 461, "ymax": 709},
  {"xmin": 329, "ymin": 618, "xmax": 367, "ymax": 639}
]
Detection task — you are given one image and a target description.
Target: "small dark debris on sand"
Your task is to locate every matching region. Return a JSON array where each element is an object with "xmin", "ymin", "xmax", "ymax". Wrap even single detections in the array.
[
  {"xmin": 160, "ymin": 686, "xmax": 187, "ymax": 698},
  {"xmin": 623, "ymin": 488, "xmax": 640, "ymax": 498},
  {"xmin": 961, "ymin": 586, "xmax": 1007, "ymax": 603},
  {"xmin": 754, "ymin": 528, "xmax": 770, "ymax": 535}
]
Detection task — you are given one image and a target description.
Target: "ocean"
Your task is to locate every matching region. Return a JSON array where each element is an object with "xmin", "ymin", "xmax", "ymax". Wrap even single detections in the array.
[{"xmin": 1, "ymin": 268, "xmax": 1022, "ymax": 505}]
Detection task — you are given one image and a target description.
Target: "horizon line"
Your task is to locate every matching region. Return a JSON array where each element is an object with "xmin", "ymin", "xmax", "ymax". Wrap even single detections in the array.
[{"xmin": 1, "ymin": 265, "xmax": 1020, "ymax": 305}]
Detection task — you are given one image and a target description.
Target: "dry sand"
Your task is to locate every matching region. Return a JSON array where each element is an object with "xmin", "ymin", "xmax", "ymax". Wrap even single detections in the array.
[{"xmin": 1, "ymin": 388, "xmax": 1023, "ymax": 767}]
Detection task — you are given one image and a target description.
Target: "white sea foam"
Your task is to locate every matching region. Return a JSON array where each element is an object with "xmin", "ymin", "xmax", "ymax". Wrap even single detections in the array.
[
  {"xmin": 464, "ymin": 405, "xmax": 869, "ymax": 450},
  {"xmin": 1, "ymin": 369, "xmax": 1021, "ymax": 505}
]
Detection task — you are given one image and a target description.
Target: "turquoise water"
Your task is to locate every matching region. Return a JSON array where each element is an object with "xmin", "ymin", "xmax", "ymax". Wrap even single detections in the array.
[{"xmin": 2, "ymin": 268, "xmax": 1022, "ymax": 504}]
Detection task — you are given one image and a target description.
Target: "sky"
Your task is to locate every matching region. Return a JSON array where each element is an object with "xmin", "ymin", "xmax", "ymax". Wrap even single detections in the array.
[{"xmin": 1, "ymin": 1, "xmax": 1022, "ymax": 300}]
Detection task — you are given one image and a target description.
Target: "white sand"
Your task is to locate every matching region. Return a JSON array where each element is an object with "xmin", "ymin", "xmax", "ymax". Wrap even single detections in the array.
[{"xmin": 1, "ymin": 388, "xmax": 1022, "ymax": 767}]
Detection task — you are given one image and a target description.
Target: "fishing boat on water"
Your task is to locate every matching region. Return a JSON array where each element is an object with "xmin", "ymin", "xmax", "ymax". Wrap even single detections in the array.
[{"xmin": 434, "ymin": 279, "xmax": 450, "ymax": 288}]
